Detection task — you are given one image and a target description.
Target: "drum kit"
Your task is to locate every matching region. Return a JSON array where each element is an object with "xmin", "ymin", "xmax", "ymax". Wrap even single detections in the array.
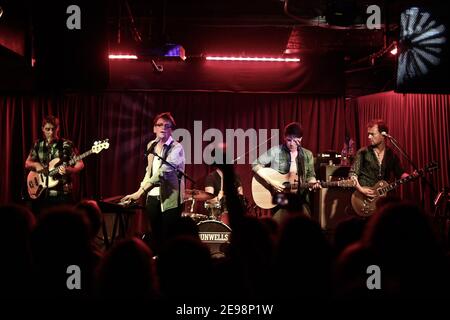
[
  {"xmin": 182, "ymin": 189, "xmax": 229, "ymax": 224},
  {"xmin": 182, "ymin": 189, "xmax": 231, "ymax": 258}
]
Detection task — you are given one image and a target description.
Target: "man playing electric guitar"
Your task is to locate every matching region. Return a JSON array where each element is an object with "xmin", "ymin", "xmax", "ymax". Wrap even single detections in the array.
[
  {"xmin": 25, "ymin": 115, "xmax": 84, "ymax": 212},
  {"xmin": 349, "ymin": 119, "xmax": 409, "ymax": 216},
  {"xmin": 252, "ymin": 122, "xmax": 321, "ymax": 224}
]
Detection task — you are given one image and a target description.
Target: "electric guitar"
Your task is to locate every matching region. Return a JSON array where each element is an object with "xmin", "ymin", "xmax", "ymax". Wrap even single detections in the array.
[
  {"xmin": 27, "ymin": 139, "xmax": 109, "ymax": 199},
  {"xmin": 351, "ymin": 161, "xmax": 439, "ymax": 217},
  {"xmin": 251, "ymin": 167, "xmax": 356, "ymax": 209}
]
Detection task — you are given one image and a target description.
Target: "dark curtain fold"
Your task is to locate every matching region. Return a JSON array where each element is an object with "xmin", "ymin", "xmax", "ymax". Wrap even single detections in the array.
[{"xmin": 348, "ymin": 91, "xmax": 450, "ymax": 212}]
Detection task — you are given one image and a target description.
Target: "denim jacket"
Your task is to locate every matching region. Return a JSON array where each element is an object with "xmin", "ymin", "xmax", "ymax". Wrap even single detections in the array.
[{"xmin": 252, "ymin": 144, "xmax": 316, "ymax": 185}]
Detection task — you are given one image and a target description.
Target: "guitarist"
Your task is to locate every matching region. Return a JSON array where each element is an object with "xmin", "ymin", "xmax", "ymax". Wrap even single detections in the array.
[
  {"xmin": 25, "ymin": 115, "xmax": 84, "ymax": 211},
  {"xmin": 349, "ymin": 119, "xmax": 409, "ymax": 209},
  {"xmin": 252, "ymin": 122, "xmax": 320, "ymax": 224}
]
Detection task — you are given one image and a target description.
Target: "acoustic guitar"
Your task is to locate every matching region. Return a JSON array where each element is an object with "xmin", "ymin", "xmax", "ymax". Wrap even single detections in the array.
[{"xmin": 252, "ymin": 167, "xmax": 356, "ymax": 209}]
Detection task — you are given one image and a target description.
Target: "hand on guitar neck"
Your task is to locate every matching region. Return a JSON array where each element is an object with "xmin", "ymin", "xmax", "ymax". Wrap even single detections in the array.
[
  {"xmin": 354, "ymin": 171, "xmax": 410, "ymax": 199},
  {"xmin": 26, "ymin": 139, "xmax": 109, "ymax": 200}
]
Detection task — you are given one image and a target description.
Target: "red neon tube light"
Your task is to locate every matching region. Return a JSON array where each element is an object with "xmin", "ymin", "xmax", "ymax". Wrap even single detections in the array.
[{"xmin": 206, "ymin": 56, "xmax": 300, "ymax": 62}]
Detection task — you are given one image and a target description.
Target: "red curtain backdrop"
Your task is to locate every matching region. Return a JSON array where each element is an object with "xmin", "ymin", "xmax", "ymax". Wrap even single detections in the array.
[
  {"xmin": 0, "ymin": 93, "xmax": 347, "ymax": 207},
  {"xmin": 1, "ymin": 90, "xmax": 448, "ymax": 216},
  {"xmin": 348, "ymin": 91, "xmax": 450, "ymax": 211}
]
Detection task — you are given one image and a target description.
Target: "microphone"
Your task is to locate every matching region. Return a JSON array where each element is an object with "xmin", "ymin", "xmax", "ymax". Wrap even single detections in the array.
[
  {"xmin": 145, "ymin": 138, "xmax": 160, "ymax": 156},
  {"xmin": 381, "ymin": 131, "xmax": 393, "ymax": 139}
]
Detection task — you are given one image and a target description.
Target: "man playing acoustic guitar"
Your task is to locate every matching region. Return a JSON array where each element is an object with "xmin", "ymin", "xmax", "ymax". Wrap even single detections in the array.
[
  {"xmin": 252, "ymin": 122, "xmax": 321, "ymax": 224},
  {"xmin": 25, "ymin": 115, "xmax": 84, "ymax": 212}
]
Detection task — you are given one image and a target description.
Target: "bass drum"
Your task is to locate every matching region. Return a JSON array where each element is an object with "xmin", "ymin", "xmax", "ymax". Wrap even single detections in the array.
[{"xmin": 197, "ymin": 220, "xmax": 231, "ymax": 258}]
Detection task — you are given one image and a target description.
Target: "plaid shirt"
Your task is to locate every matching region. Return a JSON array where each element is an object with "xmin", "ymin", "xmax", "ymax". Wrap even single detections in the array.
[{"xmin": 28, "ymin": 138, "xmax": 77, "ymax": 191}]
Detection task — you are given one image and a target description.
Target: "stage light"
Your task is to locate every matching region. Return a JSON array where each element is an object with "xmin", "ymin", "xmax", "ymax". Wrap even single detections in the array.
[
  {"xmin": 109, "ymin": 44, "xmax": 186, "ymax": 61},
  {"xmin": 390, "ymin": 46, "xmax": 398, "ymax": 55},
  {"xmin": 108, "ymin": 54, "xmax": 138, "ymax": 60},
  {"xmin": 396, "ymin": 5, "xmax": 450, "ymax": 93},
  {"xmin": 205, "ymin": 56, "xmax": 300, "ymax": 62},
  {"xmin": 138, "ymin": 44, "xmax": 186, "ymax": 61}
]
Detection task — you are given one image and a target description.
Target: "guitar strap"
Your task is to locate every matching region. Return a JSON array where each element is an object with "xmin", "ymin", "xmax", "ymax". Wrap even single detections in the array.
[
  {"xmin": 56, "ymin": 139, "xmax": 65, "ymax": 161},
  {"xmin": 35, "ymin": 139, "xmax": 45, "ymax": 164},
  {"xmin": 296, "ymin": 148, "xmax": 305, "ymax": 184}
]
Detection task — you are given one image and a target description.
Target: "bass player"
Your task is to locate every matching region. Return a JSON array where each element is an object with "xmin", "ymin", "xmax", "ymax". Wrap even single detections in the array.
[{"xmin": 25, "ymin": 115, "xmax": 84, "ymax": 213}]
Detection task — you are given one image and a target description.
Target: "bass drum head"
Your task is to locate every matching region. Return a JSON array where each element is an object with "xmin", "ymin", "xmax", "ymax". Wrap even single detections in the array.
[{"xmin": 197, "ymin": 220, "xmax": 231, "ymax": 258}]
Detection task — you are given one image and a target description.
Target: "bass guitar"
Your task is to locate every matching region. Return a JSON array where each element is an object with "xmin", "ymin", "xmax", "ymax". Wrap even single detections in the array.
[{"xmin": 27, "ymin": 139, "xmax": 109, "ymax": 199}]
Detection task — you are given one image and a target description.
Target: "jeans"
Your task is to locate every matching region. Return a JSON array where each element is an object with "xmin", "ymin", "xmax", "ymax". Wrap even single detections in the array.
[{"xmin": 145, "ymin": 195, "xmax": 182, "ymax": 253}]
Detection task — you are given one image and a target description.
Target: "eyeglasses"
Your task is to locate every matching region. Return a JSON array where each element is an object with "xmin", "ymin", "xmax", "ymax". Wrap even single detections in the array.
[{"xmin": 154, "ymin": 123, "xmax": 172, "ymax": 129}]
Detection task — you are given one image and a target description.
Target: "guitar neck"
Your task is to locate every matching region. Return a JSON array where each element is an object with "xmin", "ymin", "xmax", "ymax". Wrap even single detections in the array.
[
  {"xmin": 69, "ymin": 150, "xmax": 93, "ymax": 165},
  {"xmin": 296, "ymin": 180, "xmax": 353, "ymax": 188},
  {"xmin": 49, "ymin": 150, "xmax": 93, "ymax": 176},
  {"xmin": 321, "ymin": 180, "xmax": 347, "ymax": 187},
  {"xmin": 379, "ymin": 174, "xmax": 419, "ymax": 194}
]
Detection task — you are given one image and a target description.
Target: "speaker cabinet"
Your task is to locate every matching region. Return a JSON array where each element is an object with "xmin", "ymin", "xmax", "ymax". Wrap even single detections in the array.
[
  {"xmin": 316, "ymin": 188, "xmax": 353, "ymax": 231},
  {"xmin": 315, "ymin": 165, "xmax": 353, "ymax": 231}
]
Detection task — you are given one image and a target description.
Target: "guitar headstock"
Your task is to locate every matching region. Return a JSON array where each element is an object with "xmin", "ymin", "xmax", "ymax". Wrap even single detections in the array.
[
  {"xmin": 92, "ymin": 139, "xmax": 110, "ymax": 154},
  {"xmin": 424, "ymin": 161, "xmax": 439, "ymax": 173},
  {"xmin": 415, "ymin": 161, "xmax": 439, "ymax": 177}
]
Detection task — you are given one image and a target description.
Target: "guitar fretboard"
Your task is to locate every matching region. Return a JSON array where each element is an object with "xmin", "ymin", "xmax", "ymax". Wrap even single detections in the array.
[
  {"xmin": 378, "ymin": 174, "xmax": 418, "ymax": 195},
  {"xmin": 48, "ymin": 150, "xmax": 94, "ymax": 176}
]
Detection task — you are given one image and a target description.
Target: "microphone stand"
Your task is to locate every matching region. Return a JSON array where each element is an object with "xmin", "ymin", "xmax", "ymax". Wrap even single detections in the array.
[
  {"xmin": 385, "ymin": 135, "xmax": 437, "ymax": 208},
  {"xmin": 147, "ymin": 150, "xmax": 195, "ymax": 209},
  {"xmin": 232, "ymin": 134, "xmax": 277, "ymax": 164}
]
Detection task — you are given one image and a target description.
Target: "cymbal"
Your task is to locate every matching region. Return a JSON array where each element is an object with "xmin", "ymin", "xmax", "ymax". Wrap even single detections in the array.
[
  {"xmin": 181, "ymin": 212, "xmax": 208, "ymax": 219},
  {"xmin": 184, "ymin": 189, "xmax": 214, "ymax": 201}
]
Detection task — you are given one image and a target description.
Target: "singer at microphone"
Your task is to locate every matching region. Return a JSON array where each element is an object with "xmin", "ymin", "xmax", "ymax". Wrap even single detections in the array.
[
  {"xmin": 349, "ymin": 119, "xmax": 409, "ymax": 202},
  {"xmin": 121, "ymin": 112, "xmax": 185, "ymax": 254},
  {"xmin": 144, "ymin": 138, "xmax": 160, "ymax": 156},
  {"xmin": 381, "ymin": 131, "xmax": 393, "ymax": 139}
]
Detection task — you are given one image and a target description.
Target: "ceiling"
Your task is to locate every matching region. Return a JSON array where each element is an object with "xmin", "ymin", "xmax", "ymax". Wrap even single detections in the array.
[
  {"xmin": 1, "ymin": 0, "xmax": 422, "ymax": 95},
  {"xmin": 106, "ymin": 0, "xmax": 395, "ymax": 64}
]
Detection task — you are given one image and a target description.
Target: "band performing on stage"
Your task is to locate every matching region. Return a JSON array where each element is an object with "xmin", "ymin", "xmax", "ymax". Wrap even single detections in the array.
[{"xmin": 1, "ymin": 111, "xmax": 447, "ymax": 301}]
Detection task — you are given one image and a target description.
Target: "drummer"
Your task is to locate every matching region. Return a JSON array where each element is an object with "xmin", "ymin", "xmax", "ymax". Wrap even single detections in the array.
[{"xmin": 204, "ymin": 163, "xmax": 244, "ymax": 208}]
